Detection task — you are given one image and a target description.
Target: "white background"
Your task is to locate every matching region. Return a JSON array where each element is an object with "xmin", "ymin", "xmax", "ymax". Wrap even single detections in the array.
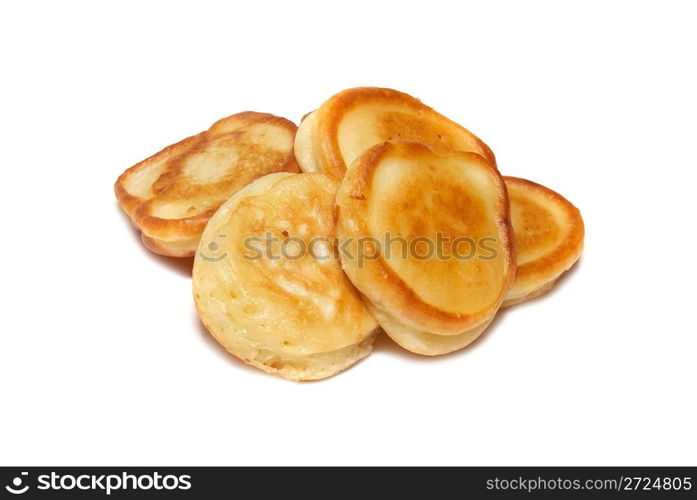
[{"xmin": 1, "ymin": 1, "xmax": 695, "ymax": 466}]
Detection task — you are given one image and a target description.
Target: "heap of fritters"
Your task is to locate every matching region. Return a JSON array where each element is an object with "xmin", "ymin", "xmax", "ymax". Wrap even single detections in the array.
[{"xmin": 115, "ymin": 87, "xmax": 584, "ymax": 380}]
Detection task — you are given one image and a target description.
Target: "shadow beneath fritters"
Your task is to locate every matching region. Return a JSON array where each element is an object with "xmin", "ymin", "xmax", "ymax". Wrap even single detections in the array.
[
  {"xmin": 372, "ymin": 258, "xmax": 584, "ymax": 360},
  {"xmin": 192, "ymin": 309, "xmax": 270, "ymax": 377},
  {"xmin": 114, "ymin": 202, "xmax": 194, "ymax": 277},
  {"xmin": 150, "ymin": 254, "xmax": 195, "ymax": 277},
  {"xmin": 370, "ymin": 309, "xmax": 511, "ymax": 361}
]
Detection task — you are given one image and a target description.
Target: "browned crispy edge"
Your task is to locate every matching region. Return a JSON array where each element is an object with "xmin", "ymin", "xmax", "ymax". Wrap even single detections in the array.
[{"xmin": 140, "ymin": 233, "xmax": 196, "ymax": 258}]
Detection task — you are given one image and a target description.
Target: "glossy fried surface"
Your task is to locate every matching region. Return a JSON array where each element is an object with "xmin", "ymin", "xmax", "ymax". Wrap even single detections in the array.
[
  {"xmin": 193, "ymin": 173, "xmax": 377, "ymax": 380},
  {"xmin": 115, "ymin": 112, "xmax": 299, "ymax": 257},
  {"xmin": 336, "ymin": 141, "xmax": 515, "ymax": 354},
  {"xmin": 295, "ymin": 87, "xmax": 494, "ymax": 180},
  {"xmin": 503, "ymin": 176, "xmax": 584, "ymax": 306}
]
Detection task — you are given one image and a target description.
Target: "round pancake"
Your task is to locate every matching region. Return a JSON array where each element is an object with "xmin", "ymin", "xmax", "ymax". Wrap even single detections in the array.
[
  {"xmin": 192, "ymin": 172, "xmax": 378, "ymax": 381},
  {"xmin": 336, "ymin": 141, "xmax": 515, "ymax": 355},
  {"xmin": 115, "ymin": 112, "xmax": 299, "ymax": 257},
  {"xmin": 295, "ymin": 87, "xmax": 495, "ymax": 180},
  {"xmin": 503, "ymin": 176, "xmax": 584, "ymax": 306}
]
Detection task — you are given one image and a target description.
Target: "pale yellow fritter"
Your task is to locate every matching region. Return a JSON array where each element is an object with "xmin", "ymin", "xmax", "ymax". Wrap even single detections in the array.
[{"xmin": 193, "ymin": 173, "xmax": 378, "ymax": 380}]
